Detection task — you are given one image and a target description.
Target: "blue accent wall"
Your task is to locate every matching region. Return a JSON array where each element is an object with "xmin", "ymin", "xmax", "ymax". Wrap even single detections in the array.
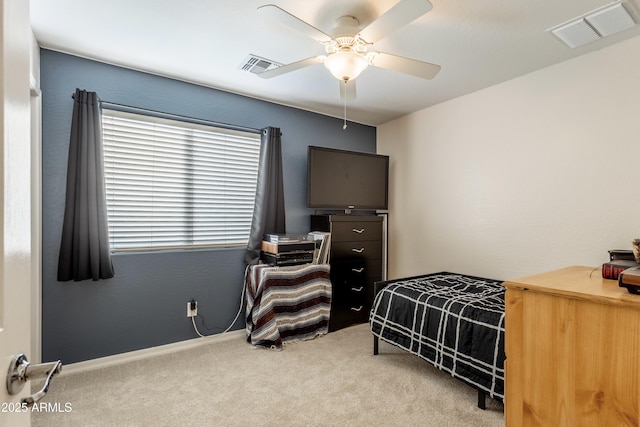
[{"xmin": 41, "ymin": 49, "xmax": 376, "ymax": 363}]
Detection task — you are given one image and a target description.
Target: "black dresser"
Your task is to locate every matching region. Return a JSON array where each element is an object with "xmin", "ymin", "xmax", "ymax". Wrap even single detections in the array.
[{"xmin": 310, "ymin": 214, "xmax": 385, "ymax": 331}]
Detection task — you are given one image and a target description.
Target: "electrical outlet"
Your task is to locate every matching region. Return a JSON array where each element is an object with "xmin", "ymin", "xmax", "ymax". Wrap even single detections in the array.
[{"xmin": 186, "ymin": 300, "xmax": 197, "ymax": 317}]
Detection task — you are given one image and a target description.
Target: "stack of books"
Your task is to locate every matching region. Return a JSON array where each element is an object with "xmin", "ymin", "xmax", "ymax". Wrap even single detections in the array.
[
  {"xmin": 602, "ymin": 249, "xmax": 639, "ymax": 280},
  {"xmin": 307, "ymin": 231, "xmax": 331, "ymax": 265}
]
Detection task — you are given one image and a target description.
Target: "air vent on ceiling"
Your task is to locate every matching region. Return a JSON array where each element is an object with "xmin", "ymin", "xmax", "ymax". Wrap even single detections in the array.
[
  {"xmin": 587, "ymin": 2, "xmax": 636, "ymax": 36},
  {"xmin": 548, "ymin": 1, "xmax": 636, "ymax": 48},
  {"xmin": 551, "ymin": 19, "xmax": 601, "ymax": 48},
  {"xmin": 239, "ymin": 55, "xmax": 282, "ymax": 74}
]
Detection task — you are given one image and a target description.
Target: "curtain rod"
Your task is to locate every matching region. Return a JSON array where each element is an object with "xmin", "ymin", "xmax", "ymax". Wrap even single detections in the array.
[{"xmin": 71, "ymin": 94, "xmax": 262, "ymax": 135}]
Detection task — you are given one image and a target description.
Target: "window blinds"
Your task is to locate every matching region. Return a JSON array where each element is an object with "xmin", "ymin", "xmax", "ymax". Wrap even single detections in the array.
[{"xmin": 102, "ymin": 109, "xmax": 260, "ymax": 251}]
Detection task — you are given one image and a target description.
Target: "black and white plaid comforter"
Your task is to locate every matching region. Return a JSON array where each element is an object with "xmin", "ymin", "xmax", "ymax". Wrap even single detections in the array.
[{"xmin": 369, "ymin": 272, "xmax": 505, "ymax": 399}]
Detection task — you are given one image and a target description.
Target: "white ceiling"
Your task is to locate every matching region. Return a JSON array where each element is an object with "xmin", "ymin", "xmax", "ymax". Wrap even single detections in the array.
[{"xmin": 30, "ymin": 0, "xmax": 640, "ymax": 126}]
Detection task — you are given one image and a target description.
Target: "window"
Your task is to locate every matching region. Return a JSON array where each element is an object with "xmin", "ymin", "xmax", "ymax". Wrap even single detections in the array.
[{"xmin": 102, "ymin": 109, "xmax": 260, "ymax": 251}]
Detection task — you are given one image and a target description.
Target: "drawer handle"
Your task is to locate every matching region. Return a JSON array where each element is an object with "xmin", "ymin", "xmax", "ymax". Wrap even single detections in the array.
[
  {"xmin": 351, "ymin": 286, "xmax": 363, "ymax": 292},
  {"xmin": 351, "ymin": 267, "xmax": 364, "ymax": 273},
  {"xmin": 350, "ymin": 306, "xmax": 364, "ymax": 312},
  {"xmin": 352, "ymin": 228, "xmax": 365, "ymax": 234},
  {"xmin": 352, "ymin": 248, "xmax": 365, "ymax": 253}
]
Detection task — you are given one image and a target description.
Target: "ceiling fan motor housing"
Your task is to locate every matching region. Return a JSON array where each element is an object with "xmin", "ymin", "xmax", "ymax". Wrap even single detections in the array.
[
  {"xmin": 330, "ymin": 16, "xmax": 361, "ymax": 38},
  {"xmin": 326, "ymin": 16, "xmax": 368, "ymax": 52}
]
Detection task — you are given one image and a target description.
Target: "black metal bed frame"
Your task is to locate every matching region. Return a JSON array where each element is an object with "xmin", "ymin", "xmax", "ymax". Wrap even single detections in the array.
[{"xmin": 371, "ymin": 276, "xmax": 499, "ymax": 410}]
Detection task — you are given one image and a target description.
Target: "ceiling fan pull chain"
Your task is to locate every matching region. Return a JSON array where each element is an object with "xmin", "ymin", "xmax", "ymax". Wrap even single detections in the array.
[{"xmin": 343, "ymin": 79, "xmax": 348, "ymax": 130}]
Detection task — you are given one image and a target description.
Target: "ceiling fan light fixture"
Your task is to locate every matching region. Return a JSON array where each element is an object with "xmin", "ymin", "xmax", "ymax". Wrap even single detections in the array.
[{"xmin": 324, "ymin": 49, "xmax": 369, "ymax": 82}]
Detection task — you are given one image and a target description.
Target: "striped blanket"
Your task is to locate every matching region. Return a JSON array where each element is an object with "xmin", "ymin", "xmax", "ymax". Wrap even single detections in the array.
[
  {"xmin": 245, "ymin": 263, "xmax": 332, "ymax": 349},
  {"xmin": 370, "ymin": 272, "xmax": 505, "ymax": 399}
]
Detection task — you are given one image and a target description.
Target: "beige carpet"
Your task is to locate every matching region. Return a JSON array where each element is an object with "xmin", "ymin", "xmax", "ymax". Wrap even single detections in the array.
[{"xmin": 33, "ymin": 324, "xmax": 504, "ymax": 426}]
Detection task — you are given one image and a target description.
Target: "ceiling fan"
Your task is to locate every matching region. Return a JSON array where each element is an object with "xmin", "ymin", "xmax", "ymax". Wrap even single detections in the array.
[{"xmin": 256, "ymin": 0, "xmax": 441, "ymax": 102}]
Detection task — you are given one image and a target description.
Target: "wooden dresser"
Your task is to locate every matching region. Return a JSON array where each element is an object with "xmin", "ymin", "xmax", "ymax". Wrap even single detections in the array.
[
  {"xmin": 503, "ymin": 266, "xmax": 640, "ymax": 426},
  {"xmin": 310, "ymin": 214, "xmax": 384, "ymax": 331}
]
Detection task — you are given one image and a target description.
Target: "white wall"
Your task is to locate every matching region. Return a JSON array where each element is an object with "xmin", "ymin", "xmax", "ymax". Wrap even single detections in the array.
[{"xmin": 378, "ymin": 35, "xmax": 640, "ymax": 281}]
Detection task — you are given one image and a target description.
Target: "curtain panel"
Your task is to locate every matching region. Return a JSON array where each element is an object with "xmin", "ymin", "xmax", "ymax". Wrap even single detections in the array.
[
  {"xmin": 244, "ymin": 126, "xmax": 286, "ymax": 265},
  {"xmin": 57, "ymin": 89, "xmax": 114, "ymax": 281}
]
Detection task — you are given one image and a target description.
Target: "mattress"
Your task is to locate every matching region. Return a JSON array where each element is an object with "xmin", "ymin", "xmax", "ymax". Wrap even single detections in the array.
[{"xmin": 370, "ymin": 272, "xmax": 505, "ymax": 399}]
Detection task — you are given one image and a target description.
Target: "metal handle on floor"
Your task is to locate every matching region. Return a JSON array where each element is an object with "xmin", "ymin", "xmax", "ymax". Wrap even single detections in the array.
[{"xmin": 6, "ymin": 354, "xmax": 62, "ymax": 407}]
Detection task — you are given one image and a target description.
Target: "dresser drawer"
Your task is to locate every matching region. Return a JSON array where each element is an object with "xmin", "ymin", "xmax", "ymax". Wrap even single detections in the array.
[
  {"xmin": 329, "ymin": 303, "xmax": 368, "ymax": 329},
  {"xmin": 331, "ymin": 240, "xmax": 382, "ymax": 261},
  {"xmin": 310, "ymin": 214, "xmax": 383, "ymax": 242},
  {"xmin": 331, "ymin": 275, "xmax": 367, "ymax": 306},
  {"xmin": 365, "ymin": 259, "xmax": 382, "ymax": 284},
  {"xmin": 330, "ymin": 259, "xmax": 366, "ymax": 285},
  {"xmin": 330, "ymin": 221, "xmax": 382, "ymax": 243},
  {"xmin": 329, "ymin": 284, "xmax": 368, "ymax": 327},
  {"xmin": 333, "ymin": 286, "xmax": 367, "ymax": 311},
  {"xmin": 331, "ymin": 259, "xmax": 380, "ymax": 292}
]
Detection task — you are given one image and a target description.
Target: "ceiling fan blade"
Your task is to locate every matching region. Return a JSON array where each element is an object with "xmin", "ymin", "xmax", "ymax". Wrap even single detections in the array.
[
  {"xmin": 258, "ymin": 4, "xmax": 332, "ymax": 43},
  {"xmin": 339, "ymin": 79, "xmax": 357, "ymax": 101},
  {"xmin": 257, "ymin": 55, "xmax": 326, "ymax": 79},
  {"xmin": 358, "ymin": 0, "xmax": 433, "ymax": 44},
  {"xmin": 369, "ymin": 52, "xmax": 440, "ymax": 80}
]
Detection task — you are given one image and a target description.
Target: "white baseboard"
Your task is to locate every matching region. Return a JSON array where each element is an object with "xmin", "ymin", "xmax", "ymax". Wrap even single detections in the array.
[{"xmin": 63, "ymin": 329, "xmax": 245, "ymax": 375}]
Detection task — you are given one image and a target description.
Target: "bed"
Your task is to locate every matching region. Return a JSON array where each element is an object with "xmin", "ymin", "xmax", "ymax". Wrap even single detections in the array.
[{"xmin": 369, "ymin": 272, "xmax": 505, "ymax": 409}]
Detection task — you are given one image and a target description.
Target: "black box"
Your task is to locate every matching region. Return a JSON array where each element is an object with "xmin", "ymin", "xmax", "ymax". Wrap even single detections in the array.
[
  {"xmin": 608, "ymin": 249, "xmax": 636, "ymax": 261},
  {"xmin": 618, "ymin": 266, "xmax": 640, "ymax": 295},
  {"xmin": 261, "ymin": 251, "xmax": 314, "ymax": 266}
]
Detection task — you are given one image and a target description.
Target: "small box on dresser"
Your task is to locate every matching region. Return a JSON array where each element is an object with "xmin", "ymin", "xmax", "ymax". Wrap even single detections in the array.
[{"xmin": 310, "ymin": 214, "xmax": 385, "ymax": 332}]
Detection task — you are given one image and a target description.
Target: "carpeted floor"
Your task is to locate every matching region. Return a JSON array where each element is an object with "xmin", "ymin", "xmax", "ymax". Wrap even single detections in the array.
[{"xmin": 33, "ymin": 323, "xmax": 504, "ymax": 426}]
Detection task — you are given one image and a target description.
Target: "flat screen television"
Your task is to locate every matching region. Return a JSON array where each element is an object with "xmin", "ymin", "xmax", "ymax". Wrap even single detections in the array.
[{"xmin": 307, "ymin": 146, "xmax": 389, "ymax": 211}]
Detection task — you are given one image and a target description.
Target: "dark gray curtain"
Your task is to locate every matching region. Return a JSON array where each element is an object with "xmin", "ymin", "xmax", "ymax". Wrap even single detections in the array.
[
  {"xmin": 244, "ymin": 127, "xmax": 286, "ymax": 265},
  {"xmin": 57, "ymin": 89, "xmax": 114, "ymax": 281}
]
